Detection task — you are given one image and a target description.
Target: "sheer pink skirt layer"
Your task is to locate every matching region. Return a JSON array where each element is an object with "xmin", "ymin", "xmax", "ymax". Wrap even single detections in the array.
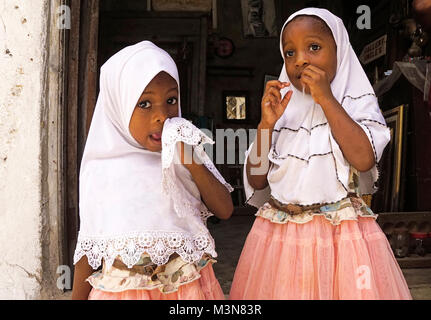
[
  {"xmin": 88, "ymin": 264, "xmax": 224, "ymax": 300},
  {"xmin": 229, "ymin": 216, "xmax": 412, "ymax": 300}
]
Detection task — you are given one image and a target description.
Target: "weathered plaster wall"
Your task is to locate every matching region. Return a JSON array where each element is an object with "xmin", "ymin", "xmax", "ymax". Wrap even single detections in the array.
[{"xmin": 0, "ymin": 0, "xmax": 49, "ymax": 299}]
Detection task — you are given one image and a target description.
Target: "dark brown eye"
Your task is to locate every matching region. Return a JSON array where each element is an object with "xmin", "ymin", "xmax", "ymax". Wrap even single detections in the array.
[
  {"xmin": 138, "ymin": 100, "xmax": 151, "ymax": 109},
  {"xmin": 167, "ymin": 97, "xmax": 178, "ymax": 105},
  {"xmin": 285, "ymin": 50, "xmax": 294, "ymax": 58},
  {"xmin": 310, "ymin": 44, "xmax": 321, "ymax": 51}
]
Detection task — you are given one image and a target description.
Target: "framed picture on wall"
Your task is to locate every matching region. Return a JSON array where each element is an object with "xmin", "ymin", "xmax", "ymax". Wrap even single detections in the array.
[
  {"xmin": 223, "ymin": 91, "xmax": 249, "ymax": 123},
  {"xmin": 240, "ymin": 0, "xmax": 278, "ymax": 38},
  {"xmin": 371, "ymin": 104, "xmax": 408, "ymax": 213}
]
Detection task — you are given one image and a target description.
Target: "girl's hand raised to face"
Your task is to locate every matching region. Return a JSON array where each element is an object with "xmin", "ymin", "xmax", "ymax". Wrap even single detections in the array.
[
  {"xmin": 179, "ymin": 141, "xmax": 195, "ymax": 170},
  {"xmin": 178, "ymin": 142, "xmax": 234, "ymax": 220},
  {"xmin": 300, "ymin": 65, "xmax": 334, "ymax": 106},
  {"xmin": 260, "ymin": 80, "xmax": 292, "ymax": 129}
]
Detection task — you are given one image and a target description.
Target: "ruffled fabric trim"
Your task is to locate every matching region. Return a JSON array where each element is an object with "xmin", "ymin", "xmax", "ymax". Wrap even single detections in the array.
[
  {"xmin": 86, "ymin": 253, "xmax": 216, "ymax": 294},
  {"xmin": 73, "ymin": 230, "xmax": 217, "ymax": 269},
  {"xmin": 256, "ymin": 195, "xmax": 377, "ymax": 226},
  {"xmin": 161, "ymin": 117, "xmax": 233, "ymax": 219},
  {"xmin": 162, "ymin": 117, "xmax": 233, "ymax": 192}
]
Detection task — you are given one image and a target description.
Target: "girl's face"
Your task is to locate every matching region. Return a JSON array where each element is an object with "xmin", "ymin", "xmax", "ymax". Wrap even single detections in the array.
[
  {"xmin": 129, "ymin": 71, "xmax": 179, "ymax": 152},
  {"xmin": 282, "ymin": 16, "xmax": 337, "ymax": 94}
]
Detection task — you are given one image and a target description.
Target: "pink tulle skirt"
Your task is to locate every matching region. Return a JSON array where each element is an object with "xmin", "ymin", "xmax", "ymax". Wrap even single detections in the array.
[
  {"xmin": 229, "ymin": 216, "xmax": 412, "ymax": 300},
  {"xmin": 88, "ymin": 264, "xmax": 225, "ymax": 300}
]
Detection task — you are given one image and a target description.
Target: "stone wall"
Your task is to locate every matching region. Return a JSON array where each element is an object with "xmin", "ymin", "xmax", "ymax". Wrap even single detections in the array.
[{"xmin": 0, "ymin": 0, "xmax": 54, "ymax": 299}]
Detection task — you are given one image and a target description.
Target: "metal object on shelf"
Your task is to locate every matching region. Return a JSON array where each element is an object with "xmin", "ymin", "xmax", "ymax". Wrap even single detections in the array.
[
  {"xmin": 393, "ymin": 227, "xmax": 410, "ymax": 258},
  {"xmin": 410, "ymin": 232, "xmax": 429, "ymax": 256}
]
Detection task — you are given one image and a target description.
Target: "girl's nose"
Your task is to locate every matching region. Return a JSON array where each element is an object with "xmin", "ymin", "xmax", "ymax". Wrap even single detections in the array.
[
  {"xmin": 154, "ymin": 106, "xmax": 169, "ymax": 124},
  {"xmin": 295, "ymin": 51, "xmax": 309, "ymax": 67}
]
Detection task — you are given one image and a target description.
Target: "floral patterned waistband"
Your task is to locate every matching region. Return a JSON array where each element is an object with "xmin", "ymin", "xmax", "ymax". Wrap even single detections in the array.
[
  {"xmin": 256, "ymin": 195, "xmax": 377, "ymax": 226},
  {"xmin": 86, "ymin": 253, "xmax": 216, "ymax": 294}
]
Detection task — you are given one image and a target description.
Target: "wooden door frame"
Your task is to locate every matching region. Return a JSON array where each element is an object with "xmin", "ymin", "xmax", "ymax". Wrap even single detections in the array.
[
  {"xmin": 39, "ymin": 0, "xmax": 72, "ymax": 297},
  {"xmin": 64, "ymin": 0, "xmax": 99, "ymax": 269}
]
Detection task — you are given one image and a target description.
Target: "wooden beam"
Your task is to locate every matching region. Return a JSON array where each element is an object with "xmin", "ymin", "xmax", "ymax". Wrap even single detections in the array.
[
  {"xmin": 397, "ymin": 255, "xmax": 431, "ymax": 268},
  {"xmin": 64, "ymin": 0, "xmax": 100, "ymax": 270},
  {"xmin": 198, "ymin": 16, "xmax": 207, "ymax": 116},
  {"xmin": 64, "ymin": 0, "xmax": 81, "ymax": 269},
  {"xmin": 80, "ymin": 0, "xmax": 100, "ymax": 140}
]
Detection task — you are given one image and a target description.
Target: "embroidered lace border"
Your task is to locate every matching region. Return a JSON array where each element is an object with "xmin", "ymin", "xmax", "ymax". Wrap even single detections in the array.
[{"xmin": 73, "ymin": 230, "xmax": 217, "ymax": 269}]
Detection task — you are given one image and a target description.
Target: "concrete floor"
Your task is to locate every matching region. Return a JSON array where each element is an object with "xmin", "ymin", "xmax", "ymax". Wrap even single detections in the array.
[{"xmin": 207, "ymin": 214, "xmax": 431, "ymax": 300}]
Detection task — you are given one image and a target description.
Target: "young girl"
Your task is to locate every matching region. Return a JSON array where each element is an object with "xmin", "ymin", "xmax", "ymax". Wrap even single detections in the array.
[
  {"xmin": 71, "ymin": 41, "xmax": 233, "ymax": 300},
  {"xmin": 230, "ymin": 8, "xmax": 412, "ymax": 300}
]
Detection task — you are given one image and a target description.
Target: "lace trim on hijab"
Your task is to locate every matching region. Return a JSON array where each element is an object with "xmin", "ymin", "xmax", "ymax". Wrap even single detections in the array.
[
  {"xmin": 161, "ymin": 117, "xmax": 233, "ymax": 219},
  {"xmin": 74, "ymin": 230, "xmax": 217, "ymax": 269}
]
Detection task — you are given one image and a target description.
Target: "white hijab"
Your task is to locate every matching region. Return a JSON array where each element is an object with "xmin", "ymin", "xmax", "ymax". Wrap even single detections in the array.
[
  {"xmin": 245, "ymin": 8, "xmax": 390, "ymax": 208},
  {"xmin": 74, "ymin": 41, "xmax": 231, "ymax": 269}
]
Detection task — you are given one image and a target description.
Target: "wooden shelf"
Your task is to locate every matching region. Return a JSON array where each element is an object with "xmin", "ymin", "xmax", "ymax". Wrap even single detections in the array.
[
  {"xmin": 375, "ymin": 211, "xmax": 431, "ymax": 268},
  {"xmin": 396, "ymin": 254, "xmax": 431, "ymax": 268}
]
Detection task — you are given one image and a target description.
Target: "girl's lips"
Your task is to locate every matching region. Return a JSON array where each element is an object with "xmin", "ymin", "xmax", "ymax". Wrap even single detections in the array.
[
  {"xmin": 151, "ymin": 132, "xmax": 162, "ymax": 139},
  {"xmin": 149, "ymin": 132, "xmax": 162, "ymax": 144}
]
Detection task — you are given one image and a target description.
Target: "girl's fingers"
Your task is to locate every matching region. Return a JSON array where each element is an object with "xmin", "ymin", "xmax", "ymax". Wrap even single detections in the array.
[
  {"xmin": 280, "ymin": 90, "xmax": 293, "ymax": 108},
  {"xmin": 265, "ymin": 80, "xmax": 280, "ymax": 91},
  {"xmin": 267, "ymin": 87, "xmax": 282, "ymax": 102},
  {"xmin": 262, "ymin": 93, "xmax": 278, "ymax": 107},
  {"xmin": 268, "ymin": 94, "xmax": 278, "ymax": 106},
  {"xmin": 304, "ymin": 64, "xmax": 325, "ymax": 75},
  {"xmin": 280, "ymin": 81, "xmax": 291, "ymax": 88},
  {"xmin": 301, "ymin": 68, "xmax": 318, "ymax": 80},
  {"xmin": 264, "ymin": 82, "xmax": 291, "ymax": 107},
  {"xmin": 303, "ymin": 67, "xmax": 326, "ymax": 83},
  {"xmin": 265, "ymin": 80, "xmax": 290, "ymax": 92},
  {"xmin": 300, "ymin": 73, "xmax": 312, "ymax": 85}
]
